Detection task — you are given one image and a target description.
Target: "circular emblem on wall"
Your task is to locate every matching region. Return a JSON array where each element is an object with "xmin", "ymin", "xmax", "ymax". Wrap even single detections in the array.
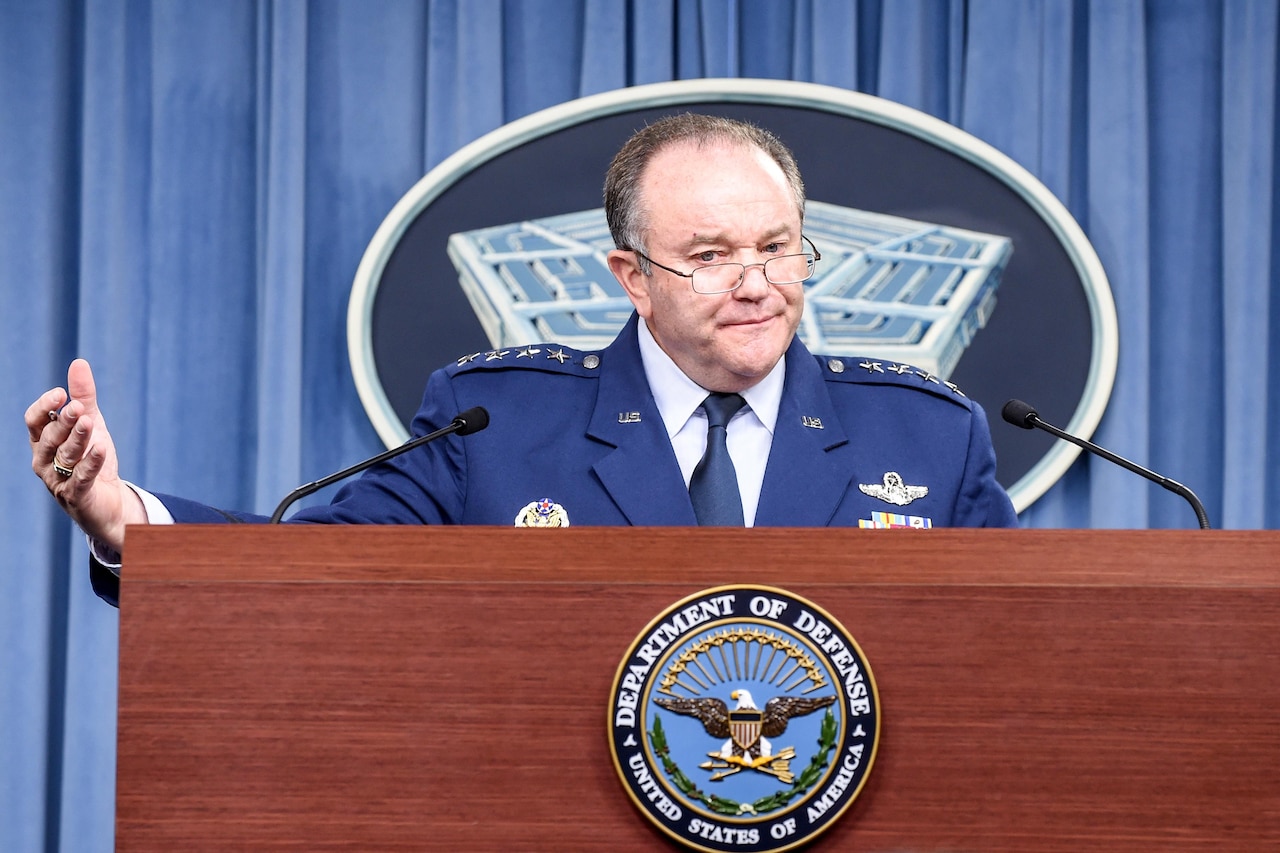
[
  {"xmin": 608, "ymin": 586, "xmax": 879, "ymax": 851},
  {"xmin": 349, "ymin": 78, "xmax": 1117, "ymax": 513}
]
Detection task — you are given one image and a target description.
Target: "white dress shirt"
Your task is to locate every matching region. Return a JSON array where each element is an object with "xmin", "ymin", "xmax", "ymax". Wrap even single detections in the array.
[{"xmin": 636, "ymin": 318, "xmax": 783, "ymax": 527}]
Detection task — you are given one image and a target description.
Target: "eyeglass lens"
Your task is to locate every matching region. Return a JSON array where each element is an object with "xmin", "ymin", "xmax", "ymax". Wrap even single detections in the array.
[{"xmin": 691, "ymin": 254, "xmax": 815, "ymax": 293}]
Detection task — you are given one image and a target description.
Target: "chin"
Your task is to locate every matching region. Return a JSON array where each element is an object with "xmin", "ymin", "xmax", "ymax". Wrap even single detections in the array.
[
  {"xmin": 729, "ymin": 324, "xmax": 790, "ymax": 356},
  {"xmin": 720, "ymin": 347, "xmax": 787, "ymax": 384}
]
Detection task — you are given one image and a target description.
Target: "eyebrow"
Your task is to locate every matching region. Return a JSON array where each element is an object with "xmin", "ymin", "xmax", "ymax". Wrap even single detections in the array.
[{"xmin": 679, "ymin": 225, "xmax": 797, "ymax": 251}]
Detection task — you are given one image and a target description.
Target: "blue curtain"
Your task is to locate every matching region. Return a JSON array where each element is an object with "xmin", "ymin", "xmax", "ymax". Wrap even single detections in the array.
[{"xmin": 2, "ymin": 0, "xmax": 1276, "ymax": 849}]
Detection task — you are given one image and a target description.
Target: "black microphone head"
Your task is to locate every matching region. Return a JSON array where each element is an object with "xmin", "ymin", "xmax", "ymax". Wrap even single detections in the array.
[
  {"xmin": 452, "ymin": 406, "xmax": 490, "ymax": 436},
  {"xmin": 1002, "ymin": 399, "xmax": 1040, "ymax": 429}
]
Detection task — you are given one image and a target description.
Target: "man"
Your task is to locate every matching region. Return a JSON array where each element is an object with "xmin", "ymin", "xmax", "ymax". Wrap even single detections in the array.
[{"xmin": 28, "ymin": 114, "xmax": 1018, "ymax": 606}]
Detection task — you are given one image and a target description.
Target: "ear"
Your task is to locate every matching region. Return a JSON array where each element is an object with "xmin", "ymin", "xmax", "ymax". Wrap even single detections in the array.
[{"xmin": 608, "ymin": 249, "xmax": 652, "ymax": 318}]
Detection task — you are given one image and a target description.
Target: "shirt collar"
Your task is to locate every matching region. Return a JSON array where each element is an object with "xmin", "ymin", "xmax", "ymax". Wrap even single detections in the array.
[{"xmin": 636, "ymin": 316, "xmax": 785, "ymax": 437}]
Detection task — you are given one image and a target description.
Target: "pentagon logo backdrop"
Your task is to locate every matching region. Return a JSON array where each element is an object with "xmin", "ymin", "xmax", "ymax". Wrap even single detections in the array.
[{"xmin": 348, "ymin": 79, "xmax": 1116, "ymax": 512}]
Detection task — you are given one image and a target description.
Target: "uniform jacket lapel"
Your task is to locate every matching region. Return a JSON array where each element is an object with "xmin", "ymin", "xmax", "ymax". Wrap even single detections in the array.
[
  {"xmin": 755, "ymin": 341, "xmax": 854, "ymax": 526},
  {"xmin": 588, "ymin": 316, "xmax": 698, "ymax": 526}
]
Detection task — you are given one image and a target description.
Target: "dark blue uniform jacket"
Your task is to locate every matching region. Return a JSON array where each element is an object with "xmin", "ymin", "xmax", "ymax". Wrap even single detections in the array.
[{"xmin": 91, "ymin": 314, "xmax": 1016, "ymax": 604}]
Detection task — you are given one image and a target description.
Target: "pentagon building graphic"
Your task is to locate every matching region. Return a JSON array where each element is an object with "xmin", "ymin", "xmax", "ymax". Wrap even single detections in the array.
[{"xmin": 446, "ymin": 201, "xmax": 1011, "ymax": 379}]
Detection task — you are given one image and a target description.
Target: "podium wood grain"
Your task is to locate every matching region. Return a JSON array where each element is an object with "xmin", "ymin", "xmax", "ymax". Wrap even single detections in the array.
[{"xmin": 116, "ymin": 527, "xmax": 1280, "ymax": 850}]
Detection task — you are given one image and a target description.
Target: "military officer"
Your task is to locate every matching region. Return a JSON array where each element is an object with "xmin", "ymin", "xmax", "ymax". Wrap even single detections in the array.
[{"xmin": 27, "ymin": 113, "xmax": 1017, "ymax": 607}]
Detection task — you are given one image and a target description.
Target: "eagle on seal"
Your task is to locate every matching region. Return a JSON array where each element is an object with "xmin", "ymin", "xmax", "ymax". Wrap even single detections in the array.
[{"xmin": 655, "ymin": 688, "xmax": 835, "ymax": 761}]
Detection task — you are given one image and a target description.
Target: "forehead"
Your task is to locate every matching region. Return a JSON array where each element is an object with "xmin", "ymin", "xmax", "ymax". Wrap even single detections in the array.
[{"xmin": 639, "ymin": 141, "xmax": 799, "ymax": 244}]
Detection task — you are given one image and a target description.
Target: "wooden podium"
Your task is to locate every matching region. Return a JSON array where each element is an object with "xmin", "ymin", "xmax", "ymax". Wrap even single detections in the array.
[{"xmin": 116, "ymin": 527, "xmax": 1280, "ymax": 851}]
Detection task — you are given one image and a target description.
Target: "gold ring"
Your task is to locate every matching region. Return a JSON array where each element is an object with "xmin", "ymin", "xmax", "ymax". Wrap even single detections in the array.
[{"xmin": 53, "ymin": 457, "xmax": 75, "ymax": 478}]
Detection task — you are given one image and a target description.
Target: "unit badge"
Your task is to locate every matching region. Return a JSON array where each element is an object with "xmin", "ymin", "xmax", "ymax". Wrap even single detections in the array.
[
  {"xmin": 513, "ymin": 498, "xmax": 569, "ymax": 527},
  {"xmin": 609, "ymin": 586, "xmax": 879, "ymax": 852}
]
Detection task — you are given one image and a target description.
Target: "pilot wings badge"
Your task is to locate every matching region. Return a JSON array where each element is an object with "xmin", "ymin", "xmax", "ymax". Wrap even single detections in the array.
[
  {"xmin": 608, "ymin": 586, "xmax": 879, "ymax": 852},
  {"xmin": 859, "ymin": 471, "xmax": 929, "ymax": 506}
]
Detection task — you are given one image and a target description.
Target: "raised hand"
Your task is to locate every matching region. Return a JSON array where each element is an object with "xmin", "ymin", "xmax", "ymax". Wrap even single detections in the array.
[{"xmin": 26, "ymin": 359, "xmax": 146, "ymax": 552}]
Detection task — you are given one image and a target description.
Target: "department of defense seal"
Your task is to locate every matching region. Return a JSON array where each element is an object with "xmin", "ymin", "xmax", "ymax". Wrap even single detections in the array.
[{"xmin": 608, "ymin": 586, "xmax": 879, "ymax": 852}]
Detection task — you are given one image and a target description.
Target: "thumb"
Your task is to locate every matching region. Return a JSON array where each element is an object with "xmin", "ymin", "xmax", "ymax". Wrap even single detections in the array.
[{"xmin": 67, "ymin": 358, "xmax": 101, "ymax": 417}]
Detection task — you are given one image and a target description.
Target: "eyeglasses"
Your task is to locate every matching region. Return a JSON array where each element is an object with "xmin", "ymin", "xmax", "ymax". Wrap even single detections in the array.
[{"xmin": 628, "ymin": 236, "xmax": 822, "ymax": 295}]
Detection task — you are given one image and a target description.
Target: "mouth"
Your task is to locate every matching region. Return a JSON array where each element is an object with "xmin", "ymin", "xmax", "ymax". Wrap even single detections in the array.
[{"xmin": 722, "ymin": 315, "xmax": 777, "ymax": 328}]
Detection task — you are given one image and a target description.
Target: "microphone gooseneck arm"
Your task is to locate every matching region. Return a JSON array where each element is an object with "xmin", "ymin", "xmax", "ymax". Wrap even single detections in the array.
[
  {"xmin": 269, "ymin": 406, "xmax": 489, "ymax": 523},
  {"xmin": 1002, "ymin": 399, "xmax": 1210, "ymax": 529}
]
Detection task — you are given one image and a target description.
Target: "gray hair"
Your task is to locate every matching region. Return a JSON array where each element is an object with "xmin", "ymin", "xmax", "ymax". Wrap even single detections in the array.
[{"xmin": 603, "ymin": 113, "xmax": 806, "ymax": 272}]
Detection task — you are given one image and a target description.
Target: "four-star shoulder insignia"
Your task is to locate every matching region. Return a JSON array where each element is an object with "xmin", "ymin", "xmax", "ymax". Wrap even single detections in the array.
[
  {"xmin": 821, "ymin": 354, "xmax": 971, "ymax": 401},
  {"xmin": 450, "ymin": 342, "xmax": 598, "ymax": 375}
]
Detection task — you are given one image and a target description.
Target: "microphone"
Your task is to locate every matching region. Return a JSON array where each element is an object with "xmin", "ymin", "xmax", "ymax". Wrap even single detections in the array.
[
  {"xmin": 1001, "ymin": 399, "xmax": 1210, "ymax": 529},
  {"xmin": 269, "ymin": 406, "xmax": 489, "ymax": 523}
]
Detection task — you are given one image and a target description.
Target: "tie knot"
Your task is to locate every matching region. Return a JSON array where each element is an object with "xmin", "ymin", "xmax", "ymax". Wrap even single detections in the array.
[{"xmin": 702, "ymin": 393, "xmax": 746, "ymax": 429}]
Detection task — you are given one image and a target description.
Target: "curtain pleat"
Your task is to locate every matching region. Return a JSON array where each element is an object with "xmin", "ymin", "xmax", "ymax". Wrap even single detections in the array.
[{"xmin": 1221, "ymin": 0, "xmax": 1278, "ymax": 528}]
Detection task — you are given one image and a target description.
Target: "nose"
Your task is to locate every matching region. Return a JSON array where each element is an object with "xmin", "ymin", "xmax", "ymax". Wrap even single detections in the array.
[{"xmin": 733, "ymin": 262, "xmax": 772, "ymax": 299}]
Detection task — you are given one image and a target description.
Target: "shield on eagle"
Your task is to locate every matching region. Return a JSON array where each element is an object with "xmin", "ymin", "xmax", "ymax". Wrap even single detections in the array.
[{"xmin": 728, "ymin": 708, "xmax": 763, "ymax": 753}]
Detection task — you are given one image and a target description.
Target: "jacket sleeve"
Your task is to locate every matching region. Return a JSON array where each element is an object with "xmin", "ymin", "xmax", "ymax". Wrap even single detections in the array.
[
  {"xmin": 956, "ymin": 400, "xmax": 1019, "ymax": 527},
  {"xmin": 85, "ymin": 367, "xmax": 469, "ymax": 606}
]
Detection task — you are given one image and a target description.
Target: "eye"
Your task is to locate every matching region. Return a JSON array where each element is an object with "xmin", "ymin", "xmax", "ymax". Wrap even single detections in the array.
[
  {"xmin": 694, "ymin": 250, "xmax": 718, "ymax": 263},
  {"xmin": 762, "ymin": 242, "xmax": 783, "ymax": 254}
]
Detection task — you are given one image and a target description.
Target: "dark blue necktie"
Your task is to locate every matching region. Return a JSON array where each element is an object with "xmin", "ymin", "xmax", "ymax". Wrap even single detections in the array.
[{"xmin": 689, "ymin": 392, "xmax": 746, "ymax": 526}]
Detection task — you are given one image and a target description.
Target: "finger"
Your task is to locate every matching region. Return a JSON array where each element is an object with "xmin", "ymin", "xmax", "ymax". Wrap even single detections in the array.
[
  {"xmin": 65, "ymin": 442, "xmax": 106, "ymax": 496},
  {"xmin": 33, "ymin": 400, "xmax": 86, "ymax": 471},
  {"xmin": 67, "ymin": 359, "xmax": 100, "ymax": 418},
  {"xmin": 52, "ymin": 443, "xmax": 103, "ymax": 517},
  {"xmin": 55, "ymin": 409, "xmax": 95, "ymax": 469},
  {"xmin": 26, "ymin": 388, "xmax": 68, "ymax": 444}
]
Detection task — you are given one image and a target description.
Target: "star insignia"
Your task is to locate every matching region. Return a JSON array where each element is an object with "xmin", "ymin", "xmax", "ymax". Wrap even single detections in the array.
[
  {"xmin": 516, "ymin": 346, "xmax": 541, "ymax": 358},
  {"xmin": 887, "ymin": 363, "xmax": 913, "ymax": 375},
  {"xmin": 858, "ymin": 361, "xmax": 884, "ymax": 373},
  {"xmin": 547, "ymin": 348, "xmax": 570, "ymax": 364},
  {"xmin": 859, "ymin": 472, "xmax": 929, "ymax": 506},
  {"xmin": 456, "ymin": 352, "xmax": 481, "ymax": 365},
  {"xmin": 914, "ymin": 370, "xmax": 939, "ymax": 384},
  {"xmin": 945, "ymin": 381, "xmax": 966, "ymax": 397},
  {"xmin": 484, "ymin": 350, "xmax": 510, "ymax": 361}
]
